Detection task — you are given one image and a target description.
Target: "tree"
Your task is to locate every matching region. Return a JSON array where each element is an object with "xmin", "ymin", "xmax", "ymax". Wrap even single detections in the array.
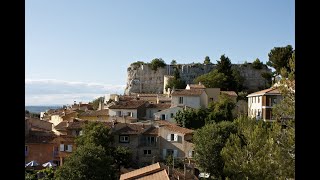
[
  {"xmin": 252, "ymin": 58, "xmax": 263, "ymax": 69},
  {"xmin": 266, "ymin": 45, "xmax": 294, "ymax": 75},
  {"xmin": 204, "ymin": 56, "xmax": 211, "ymax": 64},
  {"xmin": 216, "ymin": 55, "xmax": 233, "ymax": 77},
  {"xmin": 54, "ymin": 144, "xmax": 115, "ymax": 180},
  {"xmin": 194, "ymin": 69, "xmax": 227, "ymax": 89},
  {"xmin": 193, "ymin": 121, "xmax": 237, "ymax": 179},
  {"xmin": 207, "ymin": 94, "xmax": 236, "ymax": 123},
  {"xmin": 174, "ymin": 108, "xmax": 208, "ymax": 129},
  {"xmin": 171, "ymin": 60, "xmax": 177, "ymax": 65},
  {"xmin": 165, "ymin": 68, "xmax": 186, "ymax": 91},
  {"xmin": 149, "ymin": 58, "xmax": 166, "ymax": 71},
  {"xmin": 55, "ymin": 121, "xmax": 133, "ymax": 179},
  {"xmin": 91, "ymin": 97, "xmax": 104, "ymax": 110},
  {"xmin": 232, "ymin": 69, "xmax": 244, "ymax": 92},
  {"xmin": 261, "ymin": 72, "xmax": 273, "ymax": 88},
  {"xmin": 221, "ymin": 116, "xmax": 294, "ymax": 179}
]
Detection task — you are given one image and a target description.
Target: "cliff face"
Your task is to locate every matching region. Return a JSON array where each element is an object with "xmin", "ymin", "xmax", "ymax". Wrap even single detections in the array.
[{"xmin": 124, "ymin": 63, "xmax": 271, "ymax": 95}]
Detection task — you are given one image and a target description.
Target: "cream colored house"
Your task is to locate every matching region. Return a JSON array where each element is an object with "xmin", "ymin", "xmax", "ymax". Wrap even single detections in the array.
[
  {"xmin": 171, "ymin": 89, "xmax": 208, "ymax": 109},
  {"xmin": 153, "ymin": 106, "xmax": 185, "ymax": 123},
  {"xmin": 156, "ymin": 120, "xmax": 194, "ymax": 160},
  {"xmin": 247, "ymin": 87, "xmax": 282, "ymax": 121},
  {"xmin": 108, "ymin": 100, "xmax": 147, "ymax": 119}
]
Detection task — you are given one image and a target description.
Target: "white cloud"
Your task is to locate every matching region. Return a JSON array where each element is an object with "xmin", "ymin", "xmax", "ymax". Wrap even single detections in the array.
[{"xmin": 25, "ymin": 79, "xmax": 125, "ymax": 106}]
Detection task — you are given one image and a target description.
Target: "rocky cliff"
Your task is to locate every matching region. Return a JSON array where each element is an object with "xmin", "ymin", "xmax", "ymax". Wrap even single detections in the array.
[{"xmin": 124, "ymin": 63, "xmax": 271, "ymax": 95}]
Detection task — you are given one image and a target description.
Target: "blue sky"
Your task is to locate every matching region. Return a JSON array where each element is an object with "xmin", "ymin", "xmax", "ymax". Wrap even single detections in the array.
[{"xmin": 25, "ymin": 0, "xmax": 295, "ymax": 106}]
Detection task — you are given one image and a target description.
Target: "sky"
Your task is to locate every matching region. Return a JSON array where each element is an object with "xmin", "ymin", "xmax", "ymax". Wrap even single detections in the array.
[{"xmin": 26, "ymin": 0, "xmax": 295, "ymax": 106}]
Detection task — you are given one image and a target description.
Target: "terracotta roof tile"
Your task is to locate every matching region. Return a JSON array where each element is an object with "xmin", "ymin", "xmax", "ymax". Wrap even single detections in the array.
[
  {"xmin": 171, "ymin": 89, "xmax": 204, "ymax": 96},
  {"xmin": 136, "ymin": 169, "xmax": 169, "ymax": 180},
  {"xmin": 109, "ymin": 100, "xmax": 147, "ymax": 109},
  {"xmin": 146, "ymin": 104, "xmax": 171, "ymax": 109},
  {"xmin": 120, "ymin": 163, "xmax": 163, "ymax": 180},
  {"xmin": 25, "ymin": 134, "xmax": 57, "ymax": 144},
  {"xmin": 156, "ymin": 120, "xmax": 194, "ymax": 135},
  {"xmin": 54, "ymin": 122, "xmax": 68, "ymax": 130},
  {"xmin": 142, "ymin": 126, "xmax": 159, "ymax": 135},
  {"xmin": 114, "ymin": 123, "xmax": 151, "ymax": 135},
  {"xmin": 221, "ymin": 91, "xmax": 238, "ymax": 97},
  {"xmin": 79, "ymin": 109, "xmax": 109, "ymax": 116},
  {"xmin": 247, "ymin": 87, "xmax": 281, "ymax": 97}
]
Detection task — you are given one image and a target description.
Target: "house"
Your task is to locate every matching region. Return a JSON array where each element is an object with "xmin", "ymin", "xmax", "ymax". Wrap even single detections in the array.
[
  {"xmin": 120, "ymin": 162, "xmax": 169, "ymax": 180},
  {"xmin": 185, "ymin": 82, "xmax": 206, "ymax": 90},
  {"xmin": 78, "ymin": 109, "xmax": 109, "ymax": 121},
  {"xmin": 108, "ymin": 100, "xmax": 147, "ymax": 119},
  {"xmin": 49, "ymin": 110, "xmax": 78, "ymax": 126},
  {"xmin": 221, "ymin": 91, "xmax": 238, "ymax": 103},
  {"xmin": 247, "ymin": 87, "xmax": 282, "ymax": 121},
  {"xmin": 146, "ymin": 103, "xmax": 171, "ymax": 120},
  {"xmin": 156, "ymin": 120, "xmax": 194, "ymax": 161},
  {"xmin": 113, "ymin": 123, "xmax": 160, "ymax": 166},
  {"xmin": 204, "ymin": 88, "xmax": 221, "ymax": 104},
  {"xmin": 171, "ymin": 89, "xmax": 208, "ymax": 109},
  {"xmin": 25, "ymin": 117, "xmax": 53, "ymax": 133},
  {"xmin": 153, "ymin": 106, "xmax": 192, "ymax": 123}
]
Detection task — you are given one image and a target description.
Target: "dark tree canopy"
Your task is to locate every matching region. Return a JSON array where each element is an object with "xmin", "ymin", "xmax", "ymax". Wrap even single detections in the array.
[
  {"xmin": 149, "ymin": 58, "xmax": 166, "ymax": 71},
  {"xmin": 252, "ymin": 58, "xmax": 263, "ymax": 69},
  {"xmin": 204, "ymin": 56, "xmax": 211, "ymax": 64},
  {"xmin": 216, "ymin": 55, "xmax": 233, "ymax": 77},
  {"xmin": 165, "ymin": 68, "xmax": 186, "ymax": 91},
  {"xmin": 174, "ymin": 108, "xmax": 209, "ymax": 129},
  {"xmin": 267, "ymin": 45, "xmax": 294, "ymax": 75},
  {"xmin": 91, "ymin": 97, "xmax": 104, "ymax": 110},
  {"xmin": 171, "ymin": 60, "xmax": 177, "ymax": 65},
  {"xmin": 194, "ymin": 69, "xmax": 227, "ymax": 89},
  {"xmin": 207, "ymin": 94, "xmax": 236, "ymax": 123}
]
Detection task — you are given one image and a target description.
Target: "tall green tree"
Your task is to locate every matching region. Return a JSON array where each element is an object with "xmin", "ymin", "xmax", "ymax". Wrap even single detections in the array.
[
  {"xmin": 204, "ymin": 56, "xmax": 211, "ymax": 64},
  {"xmin": 194, "ymin": 69, "xmax": 227, "ymax": 89},
  {"xmin": 267, "ymin": 45, "xmax": 294, "ymax": 75},
  {"xmin": 149, "ymin": 58, "xmax": 166, "ymax": 71},
  {"xmin": 216, "ymin": 55, "xmax": 233, "ymax": 77},
  {"xmin": 252, "ymin": 58, "xmax": 264, "ymax": 69},
  {"xmin": 221, "ymin": 116, "xmax": 295, "ymax": 179},
  {"xmin": 193, "ymin": 121, "xmax": 237, "ymax": 180},
  {"xmin": 207, "ymin": 94, "xmax": 236, "ymax": 123},
  {"xmin": 165, "ymin": 68, "xmax": 186, "ymax": 90},
  {"xmin": 54, "ymin": 145, "xmax": 115, "ymax": 180},
  {"xmin": 174, "ymin": 108, "xmax": 209, "ymax": 129},
  {"xmin": 171, "ymin": 59, "xmax": 177, "ymax": 65}
]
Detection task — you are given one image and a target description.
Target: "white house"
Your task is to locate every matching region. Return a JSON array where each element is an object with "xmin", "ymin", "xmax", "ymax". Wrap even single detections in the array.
[
  {"xmin": 153, "ymin": 106, "xmax": 187, "ymax": 123},
  {"xmin": 171, "ymin": 89, "xmax": 208, "ymax": 109}
]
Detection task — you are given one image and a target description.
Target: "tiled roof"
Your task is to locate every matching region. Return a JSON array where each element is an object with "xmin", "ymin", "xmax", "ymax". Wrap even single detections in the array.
[
  {"xmin": 221, "ymin": 91, "xmax": 238, "ymax": 97},
  {"xmin": 188, "ymin": 84, "xmax": 206, "ymax": 89},
  {"xmin": 136, "ymin": 169, "xmax": 169, "ymax": 180},
  {"xmin": 109, "ymin": 100, "xmax": 147, "ymax": 109},
  {"xmin": 142, "ymin": 126, "xmax": 159, "ymax": 135},
  {"xmin": 120, "ymin": 163, "xmax": 166, "ymax": 180},
  {"xmin": 171, "ymin": 89, "xmax": 204, "ymax": 96},
  {"xmin": 25, "ymin": 134, "xmax": 57, "ymax": 144},
  {"xmin": 247, "ymin": 87, "xmax": 281, "ymax": 97},
  {"xmin": 114, "ymin": 123, "xmax": 151, "ymax": 135},
  {"xmin": 79, "ymin": 109, "xmax": 109, "ymax": 117},
  {"xmin": 146, "ymin": 103, "xmax": 171, "ymax": 109},
  {"xmin": 54, "ymin": 121, "xmax": 68, "ymax": 130},
  {"xmin": 156, "ymin": 120, "xmax": 194, "ymax": 135}
]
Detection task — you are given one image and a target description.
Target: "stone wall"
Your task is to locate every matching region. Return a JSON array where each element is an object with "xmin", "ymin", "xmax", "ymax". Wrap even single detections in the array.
[{"xmin": 125, "ymin": 63, "xmax": 271, "ymax": 95}]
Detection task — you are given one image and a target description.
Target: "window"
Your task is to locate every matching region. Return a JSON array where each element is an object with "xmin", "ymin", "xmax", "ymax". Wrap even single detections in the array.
[
  {"xmin": 161, "ymin": 114, "xmax": 166, "ymax": 120},
  {"xmin": 60, "ymin": 144, "xmax": 72, "ymax": 152},
  {"xmin": 117, "ymin": 111, "xmax": 122, "ymax": 116},
  {"xmin": 257, "ymin": 97, "xmax": 260, "ymax": 103},
  {"xmin": 254, "ymin": 97, "xmax": 256, "ymax": 103},
  {"xmin": 188, "ymin": 150, "xmax": 195, "ymax": 157},
  {"xmin": 179, "ymin": 97, "xmax": 184, "ymax": 104},
  {"xmin": 119, "ymin": 135, "xmax": 129, "ymax": 143},
  {"xmin": 144, "ymin": 150, "xmax": 151, "ymax": 155},
  {"xmin": 209, "ymin": 98, "xmax": 214, "ymax": 102},
  {"xmin": 25, "ymin": 145, "xmax": 28, "ymax": 156},
  {"xmin": 167, "ymin": 134, "xmax": 178, "ymax": 142},
  {"xmin": 170, "ymin": 113, "xmax": 174, "ymax": 118},
  {"xmin": 146, "ymin": 136, "xmax": 156, "ymax": 145},
  {"xmin": 167, "ymin": 149, "xmax": 174, "ymax": 156}
]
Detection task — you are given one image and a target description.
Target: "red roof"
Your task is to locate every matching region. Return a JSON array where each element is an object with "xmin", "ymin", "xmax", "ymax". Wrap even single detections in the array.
[
  {"xmin": 247, "ymin": 87, "xmax": 281, "ymax": 97},
  {"xmin": 171, "ymin": 89, "xmax": 205, "ymax": 96},
  {"xmin": 109, "ymin": 100, "xmax": 147, "ymax": 109}
]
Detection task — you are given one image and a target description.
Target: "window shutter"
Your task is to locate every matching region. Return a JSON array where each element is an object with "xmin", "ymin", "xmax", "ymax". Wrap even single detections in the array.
[
  {"xmin": 167, "ymin": 134, "xmax": 171, "ymax": 141},
  {"xmin": 67, "ymin": 145, "xmax": 72, "ymax": 152},
  {"xmin": 174, "ymin": 134, "xmax": 178, "ymax": 141},
  {"xmin": 173, "ymin": 150, "xmax": 178, "ymax": 157},
  {"xmin": 60, "ymin": 144, "xmax": 64, "ymax": 151},
  {"xmin": 188, "ymin": 150, "xmax": 192, "ymax": 157},
  {"xmin": 163, "ymin": 149, "xmax": 167, "ymax": 159}
]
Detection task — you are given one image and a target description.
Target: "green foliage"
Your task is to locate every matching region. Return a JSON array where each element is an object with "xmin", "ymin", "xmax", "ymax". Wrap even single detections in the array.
[
  {"xmin": 113, "ymin": 146, "xmax": 133, "ymax": 169},
  {"xmin": 165, "ymin": 68, "xmax": 186, "ymax": 91},
  {"xmin": 216, "ymin": 54, "xmax": 233, "ymax": 77},
  {"xmin": 221, "ymin": 116, "xmax": 295, "ymax": 179},
  {"xmin": 38, "ymin": 168, "xmax": 55, "ymax": 180},
  {"xmin": 193, "ymin": 121, "xmax": 237, "ymax": 179},
  {"xmin": 75, "ymin": 121, "xmax": 114, "ymax": 154},
  {"xmin": 131, "ymin": 61, "xmax": 145, "ymax": 68},
  {"xmin": 54, "ymin": 145, "xmax": 115, "ymax": 180},
  {"xmin": 267, "ymin": 45, "xmax": 294, "ymax": 75},
  {"xmin": 252, "ymin": 58, "xmax": 263, "ymax": 69},
  {"xmin": 149, "ymin": 58, "xmax": 166, "ymax": 71},
  {"xmin": 207, "ymin": 94, "xmax": 236, "ymax": 123},
  {"xmin": 237, "ymin": 91, "xmax": 248, "ymax": 101},
  {"xmin": 171, "ymin": 60, "xmax": 177, "ymax": 65},
  {"xmin": 25, "ymin": 170, "xmax": 37, "ymax": 180},
  {"xmin": 194, "ymin": 69, "xmax": 227, "ymax": 88},
  {"xmin": 91, "ymin": 97, "xmax": 104, "ymax": 110},
  {"xmin": 232, "ymin": 69, "xmax": 244, "ymax": 92},
  {"xmin": 174, "ymin": 108, "xmax": 209, "ymax": 129},
  {"xmin": 261, "ymin": 72, "xmax": 273, "ymax": 88},
  {"xmin": 204, "ymin": 56, "xmax": 211, "ymax": 64}
]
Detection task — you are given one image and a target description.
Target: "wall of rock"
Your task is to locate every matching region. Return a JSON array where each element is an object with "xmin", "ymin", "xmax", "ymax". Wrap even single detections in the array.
[{"xmin": 124, "ymin": 63, "xmax": 271, "ymax": 95}]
